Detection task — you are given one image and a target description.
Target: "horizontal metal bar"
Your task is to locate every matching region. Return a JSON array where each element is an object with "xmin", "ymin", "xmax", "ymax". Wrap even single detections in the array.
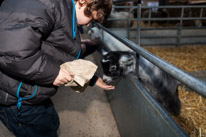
[
  {"xmin": 141, "ymin": 5, "xmax": 206, "ymax": 9},
  {"xmin": 140, "ymin": 18, "xmax": 206, "ymax": 21},
  {"xmin": 138, "ymin": 43, "xmax": 178, "ymax": 46},
  {"xmin": 181, "ymin": 35, "xmax": 206, "ymax": 38},
  {"xmin": 138, "ymin": 35, "xmax": 206, "ymax": 38},
  {"xmin": 107, "ymin": 17, "xmax": 206, "ymax": 21},
  {"xmin": 140, "ymin": 36, "xmax": 178, "ymax": 38},
  {"xmin": 113, "ymin": 5, "xmax": 206, "ymax": 9},
  {"xmin": 130, "ymin": 27, "xmax": 206, "ymax": 30},
  {"xmin": 141, "ymin": 42, "xmax": 206, "ymax": 46},
  {"xmin": 94, "ymin": 22, "xmax": 206, "ymax": 97},
  {"xmin": 107, "ymin": 18, "xmax": 131, "ymax": 21}
]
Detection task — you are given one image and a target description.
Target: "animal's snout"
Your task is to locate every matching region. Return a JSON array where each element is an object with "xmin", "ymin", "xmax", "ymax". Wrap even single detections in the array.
[
  {"xmin": 102, "ymin": 74, "xmax": 113, "ymax": 84},
  {"xmin": 109, "ymin": 65, "xmax": 117, "ymax": 72}
]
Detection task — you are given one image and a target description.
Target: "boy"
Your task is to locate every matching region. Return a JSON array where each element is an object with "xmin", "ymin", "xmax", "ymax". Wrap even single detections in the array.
[{"xmin": 0, "ymin": 0, "xmax": 113, "ymax": 136}]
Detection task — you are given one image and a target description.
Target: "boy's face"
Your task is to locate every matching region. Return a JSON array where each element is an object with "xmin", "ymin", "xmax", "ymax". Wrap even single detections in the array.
[{"xmin": 76, "ymin": 0, "xmax": 94, "ymax": 26}]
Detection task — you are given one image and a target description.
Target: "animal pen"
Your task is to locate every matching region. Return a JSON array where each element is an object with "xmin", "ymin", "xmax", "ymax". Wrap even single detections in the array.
[
  {"xmin": 1, "ymin": 1, "xmax": 205, "ymax": 137},
  {"xmin": 90, "ymin": 1, "xmax": 206, "ymax": 137}
]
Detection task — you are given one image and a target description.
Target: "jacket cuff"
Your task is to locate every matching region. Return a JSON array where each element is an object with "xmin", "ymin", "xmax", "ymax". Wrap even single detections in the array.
[{"xmin": 89, "ymin": 74, "xmax": 98, "ymax": 86}]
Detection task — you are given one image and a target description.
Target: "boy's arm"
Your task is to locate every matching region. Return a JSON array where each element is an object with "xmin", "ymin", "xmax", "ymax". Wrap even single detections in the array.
[
  {"xmin": 89, "ymin": 74, "xmax": 115, "ymax": 90},
  {"xmin": 0, "ymin": 24, "xmax": 61, "ymax": 85},
  {"xmin": 0, "ymin": 2, "xmax": 72, "ymax": 85}
]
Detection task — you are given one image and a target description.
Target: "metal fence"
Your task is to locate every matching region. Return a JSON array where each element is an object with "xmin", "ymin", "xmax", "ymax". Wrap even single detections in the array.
[
  {"xmin": 107, "ymin": 4, "xmax": 206, "ymax": 46},
  {"xmin": 94, "ymin": 22, "xmax": 206, "ymax": 98},
  {"xmin": 93, "ymin": 21, "xmax": 206, "ymax": 137}
]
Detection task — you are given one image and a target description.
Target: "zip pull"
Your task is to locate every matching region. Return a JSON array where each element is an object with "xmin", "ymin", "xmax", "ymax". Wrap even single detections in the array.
[
  {"xmin": 16, "ymin": 82, "xmax": 38, "ymax": 117},
  {"xmin": 17, "ymin": 98, "xmax": 22, "ymax": 116}
]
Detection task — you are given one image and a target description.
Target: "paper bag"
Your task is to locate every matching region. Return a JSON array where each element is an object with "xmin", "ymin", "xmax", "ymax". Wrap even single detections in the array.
[{"xmin": 60, "ymin": 59, "xmax": 98, "ymax": 93}]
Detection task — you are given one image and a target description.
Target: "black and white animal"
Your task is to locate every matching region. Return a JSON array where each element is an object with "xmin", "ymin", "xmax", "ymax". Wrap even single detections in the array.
[
  {"xmin": 88, "ymin": 27, "xmax": 181, "ymax": 116},
  {"xmin": 101, "ymin": 51, "xmax": 181, "ymax": 116}
]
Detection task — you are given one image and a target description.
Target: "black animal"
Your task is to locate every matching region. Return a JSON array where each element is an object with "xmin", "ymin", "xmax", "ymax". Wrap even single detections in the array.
[{"xmin": 101, "ymin": 51, "xmax": 181, "ymax": 116}]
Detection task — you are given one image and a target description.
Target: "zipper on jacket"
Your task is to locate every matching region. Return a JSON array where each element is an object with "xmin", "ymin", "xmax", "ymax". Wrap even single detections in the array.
[{"xmin": 72, "ymin": 0, "xmax": 77, "ymax": 39}]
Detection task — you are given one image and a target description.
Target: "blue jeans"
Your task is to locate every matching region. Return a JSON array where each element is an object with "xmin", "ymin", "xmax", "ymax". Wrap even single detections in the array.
[{"xmin": 0, "ymin": 99, "xmax": 60, "ymax": 137}]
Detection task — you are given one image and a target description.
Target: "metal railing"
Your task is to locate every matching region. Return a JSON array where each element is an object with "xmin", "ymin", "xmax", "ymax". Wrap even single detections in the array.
[
  {"xmin": 93, "ymin": 21, "xmax": 206, "ymax": 97},
  {"xmin": 107, "ymin": 5, "xmax": 206, "ymax": 46}
]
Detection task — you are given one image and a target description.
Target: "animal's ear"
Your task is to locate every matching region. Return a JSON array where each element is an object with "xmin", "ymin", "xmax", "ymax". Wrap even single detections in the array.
[
  {"xmin": 88, "ymin": 29, "xmax": 93, "ymax": 35},
  {"xmin": 101, "ymin": 58, "xmax": 110, "ymax": 63},
  {"xmin": 101, "ymin": 49, "xmax": 108, "ymax": 56},
  {"xmin": 88, "ymin": 27, "xmax": 96, "ymax": 36}
]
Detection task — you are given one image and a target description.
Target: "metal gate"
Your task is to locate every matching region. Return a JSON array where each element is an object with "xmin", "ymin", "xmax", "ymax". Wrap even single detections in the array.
[{"xmin": 106, "ymin": 4, "xmax": 206, "ymax": 46}]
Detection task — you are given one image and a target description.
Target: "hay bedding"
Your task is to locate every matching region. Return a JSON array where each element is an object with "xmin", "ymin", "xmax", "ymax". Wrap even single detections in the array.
[{"xmin": 144, "ymin": 45, "xmax": 206, "ymax": 137}]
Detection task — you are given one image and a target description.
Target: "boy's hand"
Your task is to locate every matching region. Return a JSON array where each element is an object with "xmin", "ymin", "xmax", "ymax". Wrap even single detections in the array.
[
  {"xmin": 81, "ymin": 39, "xmax": 96, "ymax": 45},
  {"xmin": 53, "ymin": 68, "xmax": 73, "ymax": 86},
  {"xmin": 95, "ymin": 77, "xmax": 115, "ymax": 90}
]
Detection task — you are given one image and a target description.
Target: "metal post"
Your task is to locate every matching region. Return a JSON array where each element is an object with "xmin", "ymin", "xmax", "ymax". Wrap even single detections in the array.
[
  {"xmin": 127, "ymin": 14, "xmax": 129, "ymax": 39},
  {"xmin": 198, "ymin": 8, "xmax": 203, "ymax": 27},
  {"xmin": 180, "ymin": 7, "xmax": 184, "ymax": 27},
  {"xmin": 200, "ymin": 8, "xmax": 203, "ymax": 18},
  {"xmin": 127, "ymin": 8, "xmax": 132, "ymax": 40},
  {"xmin": 136, "ymin": 0, "xmax": 141, "ymax": 45},
  {"xmin": 148, "ymin": 8, "xmax": 151, "ymax": 28},
  {"xmin": 177, "ymin": 7, "xmax": 184, "ymax": 46}
]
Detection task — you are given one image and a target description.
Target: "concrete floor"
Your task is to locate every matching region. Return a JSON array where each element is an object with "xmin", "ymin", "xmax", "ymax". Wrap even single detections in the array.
[
  {"xmin": 0, "ymin": 54, "xmax": 120, "ymax": 137},
  {"xmin": 54, "ymin": 85, "xmax": 120, "ymax": 137}
]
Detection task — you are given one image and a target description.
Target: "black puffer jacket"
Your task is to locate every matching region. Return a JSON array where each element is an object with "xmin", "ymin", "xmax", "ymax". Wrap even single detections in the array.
[{"xmin": 0, "ymin": 0, "xmax": 83, "ymax": 106}]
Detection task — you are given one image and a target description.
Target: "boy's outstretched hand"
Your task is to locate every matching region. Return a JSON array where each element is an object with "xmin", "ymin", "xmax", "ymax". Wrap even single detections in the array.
[{"xmin": 95, "ymin": 77, "xmax": 115, "ymax": 90}]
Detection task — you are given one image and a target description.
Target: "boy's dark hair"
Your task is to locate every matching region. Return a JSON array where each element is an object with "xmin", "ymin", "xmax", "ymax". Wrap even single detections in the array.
[{"xmin": 84, "ymin": 0, "xmax": 112, "ymax": 24}]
